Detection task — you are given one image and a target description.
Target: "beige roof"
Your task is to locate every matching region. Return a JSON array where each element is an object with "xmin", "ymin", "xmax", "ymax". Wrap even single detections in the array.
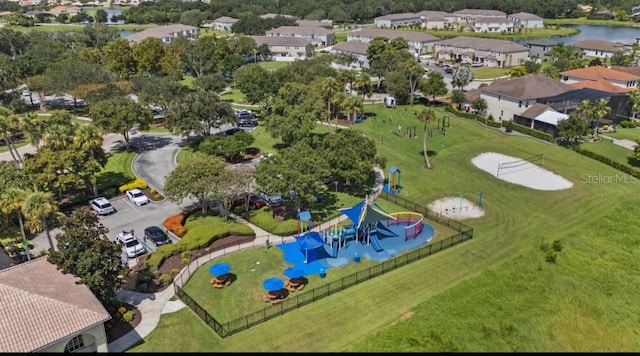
[
  {"xmin": 332, "ymin": 41, "xmax": 370, "ymax": 55},
  {"xmin": 560, "ymin": 65, "xmax": 640, "ymax": 81},
  {"xmin": 267, "ymin": 26, "xmax": 333, "ymax": 36},
  {"xmin": 509, "ymin": 12, "xmax": 544, "ymax": 21},
  {"xmin": 251, "ymin": 35, "xmax": 311, "ymax": 47},
  {"xmin": 481, "ymin": 74, "xmax": 574, "ymax": 100},
  {"xmin": 126, "ymin": 24, "xmax": 197, "ymax": 43},
  {"xmin": 453, "ymin": 9, "xmax": 506, "ymax": 17},
  {"xmin": 464, "ymin": 88, "xmax": 481, "ymax": 102},
  {"xmin": 436, "ymin": 36, "xmax": 528, "ymax": 53},
  {"xmin": 0, "ymin": 257, "xmax": 111, "ymax": 352},
  {"xmin": 350, "ymin": 28, "xmax": 439, "ymax": 43},
  {"xmin": 296, "ymin": 19, "xmax": 331, "ymax": 28},
  {"xmin": 571, "ymin": 39, "xmax": 627, "ymax": 53},
  {"xmin": 259, "ymin": 13, "xmax": 296, "ymax": 19},
  {"xmin": 416, "ymin": 10, "xmax": 450, "ymax": 20},
  {"xmin": 214, "ymin": 16, "xmax": 238, "ymax": 23},
  {"xmin": 520, "ymin": 103, "xmax": 553, "ymax": 119},
  {"xmin": 375, "ymin": 12, "xmax": 422, "ymax": 21}
]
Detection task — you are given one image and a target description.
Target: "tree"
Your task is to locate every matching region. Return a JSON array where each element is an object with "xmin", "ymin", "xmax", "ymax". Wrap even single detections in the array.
[
  {"xmin": 233, "ymin": 64, "xmax": 280, "ymax": 109},
  {"xmin": 47, "ymin": 207, "xmax": 125, "ymax": 307},
  {"xmin": 416, "ymin": 108, "xmax": 435, "ymax": 169},
  {"xmin": 45, "ymin": 58, "xmax": 111, "ymax": 105},
  {"xmin": 199, "ymin": 131, "xmax": 254, "ymax": 162},
  {"xmin": 103, "ymin": 38, "xmax": 137, "ymax": 79},
  {"xmin": 265, "ymin": 82, "xmax": 323, "ymax": 146},
  {"xmin": 471, "ymin": 98, "xmax": 488, "ymax": 116},
  {"xmin": 575, "ymin": 99, "xmax": 611, "ymax": 136},
  {"xmin": 0, "ymin": 106, "xmax": 23, "ymax": 166},
  {"xmin": 451, "ymin": 65, "xmax": 474, "ymax": 90},
  {"xmin": 420, "ymin": 70, "xmax": 447, "ymax": 104},
  {"xmin": 255, "ymin": 142, "xmax": 330, "ymax": 212},
  {"xmin": 194, "ymin": 73, "xmax": 227, "ymax": 93},
  {"xmin": 354, "ymin": 72, "xmax": 372, "ymax": 101},
  {"xmin": 450, "ymin": 90, "xmax": 466, "ymax": 110},
  {"xmin": 73, "ymin": 124, "xmax": 106, "ymax": 195},
  {"xmin": 523, "ymin": 60, "xmax": 541, "ymax": 74},
  {"xmin": 25, "ymin": 75, "xmax": 53, "ymax": 111},
  {"xmin": 557, "ymin": 114, "xmax": 587, "ymax": 146},
  {"xmin": 1, "ymin": 188, "xmax": 30, "ymax": 260},
  {"xmin": 94, "ymin": 9, "xmax": 108, "ymax": 23},
  {"xmin": 540, "ymin": 61, "xmax": 560, "ymax": 79},
  {"xmin": 342, "ymin": 95, "xmax": 363, "ymax": 126},
  {"xmin": 404, "ymin": 59, "xmax": 424, "ymax": 105},
  {"xmin": 165, "ymin": 91, "xmax": 235, "ymax": 136},
  {"xmin": 213, "ymin": 166, "xmax": 254, "ymax": 219},
  {"xmin": 90, "ymin": 97, "xmax": 152, "ymax": 145},
  {"xmin": 132, "ymin": 37, "xmax": 165, "ymax": 76},
  {"xmin": 179, "ymin": 9, "xmax": 207, "ymax": 27},
  {"xmin": 317, "ymin": 76, "xmax": 341, "ymax": 129},
  {"xmin": 21, "ymin": 112, "xmax": 47, "ymax": 150},
  {"xmin": 628, "ymin": 90, "xmax": 640, "ymax": 119},
  {"xmin": 164, "ymin": 155, "xmax": 227, "ymax": 214},
  {"xmin": 508, "ymin": 66, "xmax": 527, "ymax": 78},
  {"xmin": 161, "ymin": 36, "xmax": 188, "ymax": 80},
  {"xmin": 322, "ymin": 129, "xmax": 377, "ymax": 186},
  {"xmin": 23, "ymin": 189, "xmax": 59, "ymax": 251},
  {"xmin": 133, "ymin": 76, "xmax": 188, "ymax": 111},
  {"xmin": 182, "ymin": 37, "xmax": 217, "ymax": 77}
]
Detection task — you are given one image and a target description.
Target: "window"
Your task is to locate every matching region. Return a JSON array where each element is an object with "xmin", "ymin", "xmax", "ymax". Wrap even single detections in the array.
[
  {"xmin": 562, "ymin": 76, "xmax": 568, "ymax": 81},
  {"xmin": 498, "ymin": 95, "xmax": 501, "ymax": 101},
  {"xmin": 64, "ymin": 335, "xmax": 85, "ymax": 352},
  {"xmin": 519, "ymin": 100, "xmax": 522, "ymax": 108}
]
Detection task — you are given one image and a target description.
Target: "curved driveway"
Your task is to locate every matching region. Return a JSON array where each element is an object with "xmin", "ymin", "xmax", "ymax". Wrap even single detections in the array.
[{"xmin": 130, "ymin": 132, "xmax": 184, "ymax": 195}]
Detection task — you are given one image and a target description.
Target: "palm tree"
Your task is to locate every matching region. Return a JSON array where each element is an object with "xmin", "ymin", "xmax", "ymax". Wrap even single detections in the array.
[
  {"xmin": 1, "ymin": 188, "xmax": 30, "ymax": 260},
  {"xmin": 43, "ymin": 122, "xmax": 75, "ymax": 150},
  {"xmin": 343, "ymin": 95, "xmax": 363, "ymax": 126},
  {"xmin": 471, "ymin": 98, "xmax": 488, "ymax": 117},
  {"xmin": 319, "ymin": 76, "xmax": 340, "ymax": 131},
  {"xmin": 355, "ymin": 73, "xmax": 372, "ymax": 101},
  {"xmin": 0, "ymin": 107, "xmax": 24, "ymax": 167},
  {"xmin": 23, "ymin": 189, "xmax": 59, "ymax": 252},
  {"xmin": 591, "ymin": 98, "xmax": 611, "ymax": 136},
  {"xmin": 331, "ymin": 91, "xmax": 348, "ymax": 130},
  {"xmin": 628, "ymin": 90, "xmax": 640, "ymax": 119},
  {"xmin": 21, "ymin": 112, "xmax": 47, "ymax": 151},
  {"xmin": 74, "ymin": 123, "xmax": 103, "ymax": 155},
  {"xmin": 405, "ymin": 60, "xmax": 424, "ymax": 106},
  {"xmin": 416, "ymin": 108, "xmax": 436, "ymax": 169}
]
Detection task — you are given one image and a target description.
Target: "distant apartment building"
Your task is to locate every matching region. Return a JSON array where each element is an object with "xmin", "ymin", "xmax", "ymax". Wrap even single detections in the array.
[
  {"xmin": 571, "ymin": 39, "xmax": 629, "ymax": 58},
  {"xmin": 48, "ymin": 5, "xmax": 81, "ymax": 16},
  {"xmin": 473, "ymin": 18, "xmax": 515, "ymax": 33},
  {"xmin": 266, "ymin": 26, "xmax": 335, "ymax": 47},
  {"xmin": 373, "ymin": 12, "xmax": 422, "ymax": 28},
  {"xmin": 210, "ymin": 16, "xmax": 238, "ymax": 31},
  {"xmin": 331, "ymin": 41, "xmax": 370, "ymax": 69},
  {"xmin": 251, "ymin": 36, "xmax": 312, "ymax": 61},
  {"xmin": 346, "ymin": 28, "xmax": 439, "ymax": 58},
  {"xmin": 560, "ymin": 66, "xmax": 640, "ymax": 92},
  {"xmin": 259, "ymin": 13, "xmax": 296, "ymax": 19},
  {"xmin": 416, "ymin": 10, "xmax": 449, "ymax": 29},
  {"xmin": 434, "ymin": 36, "xmax": 529, "ymax": 67},
  {"xmin": 508, "ymin": 12, "xmax": 544, "ymax": 28},
  {"xmin": 126, "ymin": 24, "xmax": 198, "ymax": 44},
  {"xmin": 452, "ymin": 9, "xmax": 507, "ymax": 23},
  {"xmin": 526, "ymin": 39, "xmax": 556, "ymax": 61},
  {"xmin": 296, "ymin": 19, "xmax": 332, "ymax": 28}
]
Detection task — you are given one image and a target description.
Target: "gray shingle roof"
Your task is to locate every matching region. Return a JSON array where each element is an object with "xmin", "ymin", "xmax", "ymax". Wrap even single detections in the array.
[
  {"xmin": 126, "ymin": 24, "xmax": 197, "ymax": 43},
  {"xmin": 267, "ymin": 26, "xmax": 334, "ymax": 36},
  {"xmin": 436, "ymin": 36, "xmax": 528, "ymax": 53},
  {"xmin": 375, "ymin": 12, "xmax": 422, "ymax": 21},
  {"xmin": 296, "ymin": 20, "xmax": 331, "ymax": 28},
  {"xmin": 571, "ymin": 39, "xmax": 628, "ymax": 53},
  {"xmin": 527, "ymin": 39, "xmax": 557, "ymax": 46},
  {"xmin": 481, "ymin": 74, "xmax": 574, "ymax": 100},
  {"xmin": 251, "ymin": 35, "xmax": 311, "ymax": 47},
  {"xmin": 453, "ymin": 9, "xmax": 506, "ymax": 17},
  {"xmin": 332, "ymin": 41, "xmax": 370, "ymax": 55},
  {"xmin": 349, "ymin": 28, "xmax": 439, "ymax": 43},
  {"xmin": 474, "ymin": 17, "xmax": 514, "ymax": 24},
  {"xmin": 520, "ymin": 103, "xmax": 552, "ymax": 118},
  {"xmin": 509, "ymin": 12, "xmax": 544, "ymax": 21},
  {"xmin": 0, "ymin": 257, "xmax": 111, "ymax": 352},
  {"xmin": 214, "ymin": 16, "xmax": 238, "ymax": 23}
]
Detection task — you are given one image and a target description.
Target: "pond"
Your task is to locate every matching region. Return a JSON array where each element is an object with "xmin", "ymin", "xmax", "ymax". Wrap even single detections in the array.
[{"xmin": 516, "ymin": 24, "xmax": 640, "ymax": 45}]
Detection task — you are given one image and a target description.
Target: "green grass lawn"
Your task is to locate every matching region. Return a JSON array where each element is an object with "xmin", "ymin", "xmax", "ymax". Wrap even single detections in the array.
[
  {"xmin": 602, "ymin": 127, "xmax": 640, "ymax": 142},
  {"xmin": 579, "ymin": 140, "xmax": 640, "ymax": 170},
  {"xmin": 335, "ymin": 32, "xmax": 347, "ymax": 43},
  {"xmin": 257, "ymin": 61, "xmax": 290, "ymax": 72},
  {"xmin": 96, "ymin": 151, "xmax": 136, "ymax": 190},
  {"xmin": 199, "ymin": 28, "xmax": 231, "ymax": 38},
  {"xmin": 544, "ymin": 17, "xmax": 640, "ymax": 28},
  {"xmin": 220, "ymin": 89, "xmax": 246, "ymax": 103},
  {"xmin": 471, "ymin": 68, "xmax": 509, "ymax": 80},
  {"xmin": 424, "ymin": 26, "xmax": 578, "ymax": 40},
  {"xmin": 130, "ymin": 101, "xmax": 640, "ymax": 351}
]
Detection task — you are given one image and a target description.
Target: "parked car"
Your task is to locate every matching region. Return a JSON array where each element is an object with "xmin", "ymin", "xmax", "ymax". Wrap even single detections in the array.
[
  {"xmin": 248, "ymin": 193, "xmax": 267, "ymax": 209},
  {"xmin": 89, "ymin": 197, "xmax": 116, "ymax": 215},
  {"xmin": 258, "ymin": 191, "xmax": 284, "ymax": 206},
  {"xmin": 471, "ymin": 61, "xmax": 483, "ymax": 68},
  {"xmin": 143, "ymin": 226, "xmax": 171, "ymax": 247},
  {"xmin": 126, "ymin": 189, "xmax": 150, "ymax": 206},
  {"xmin": 115, "ymin": 230, "xmax": 146, "ymax": 258},
  {"xmin": 22, "ymin": 89, "xmax": 30, "ymax": 97},
  {"xmin": 217, "ymin": 127, "xmax": 245, "ymax": 136},
  {"xmin": 237, "ymin": 116, "xmax": 258, "ymax": 127},
  {"xmin": 443, "ymin": 64, "xmax": 453, "ymax": 74}
]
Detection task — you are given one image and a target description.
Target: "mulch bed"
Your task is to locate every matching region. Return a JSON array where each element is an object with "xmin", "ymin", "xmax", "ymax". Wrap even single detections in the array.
[{"xmin": 105, "ymin": 302, "xmax": 142, "ymax": 343}]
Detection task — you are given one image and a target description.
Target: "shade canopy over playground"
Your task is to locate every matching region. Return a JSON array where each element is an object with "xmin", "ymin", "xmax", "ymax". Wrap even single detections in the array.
[
  {"xmin": 338, "ymin": 200, "xmax": 397, "ymax": 230},
  {"xmin": 295, "ymin": 231, "xmax": 327, "ymax": 263}
]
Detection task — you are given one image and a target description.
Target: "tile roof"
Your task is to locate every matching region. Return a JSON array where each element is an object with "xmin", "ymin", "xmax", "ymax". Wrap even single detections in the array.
[
  {"xmin": 520, "ymin": 103, "xmax": 553, "ymax": 118},
  {"xmin": 509, "ymin": 12, "xmax": 544, "ymax": 21},
  {"xmin": 250, "ymin": 35, "xmax": 311, "ymax": 47},
  {"xmin": 267, "ymin": 26, "xmax": 334, "ymax": 36},
  {"xmin": 349, "ymin": 28, "xmax": 439, "ymax": 43},
  {"xmin": 571, "ymin": 39, "xmax": 627, "ymax": 53},
  {"xmin": 436, "ymin": 36, "xmax": 528, "ymax": 53},
  {"xmin": 214, "ymin": 16, "xmax": 238, "ymax": 23},
  {"xmin": 481, "ymin": 74, "xmax": 574, "ymax": 99},
  {"xmin": 453, "ymin": 9, "xmax": 506, "ymax": 17},
  {"xmin": 126, "ymin": 24, "xmax": 197, "ymax": 43},
  {"xmin": 332, "ymin": 40, "xmax": 369, "ymax": 55},
  {"xmin": 560, "ymin": 65, "xmax": 640, "ymax": 81},
  {"xmin": 0, "ymin": 257, "xmax": 111, "ymax": 352},
  {"xmin": 569, "ymin": 78, "xmax": 633, "ymax": 93}
]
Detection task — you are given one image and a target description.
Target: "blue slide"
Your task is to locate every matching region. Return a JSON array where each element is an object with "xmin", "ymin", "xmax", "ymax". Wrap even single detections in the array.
[
  {"xmin": 370, "ymin": 234, "xmax": 384, "ymax": 252},
  {"xmin": 332, "ymin": 241, "xmax": 339, "ymax": 258}
]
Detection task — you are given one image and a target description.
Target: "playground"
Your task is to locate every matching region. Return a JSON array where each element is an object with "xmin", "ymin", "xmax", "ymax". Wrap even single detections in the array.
[{"xmin": 277, "ymin": 198, "xmax": 435, "ymax": 276}]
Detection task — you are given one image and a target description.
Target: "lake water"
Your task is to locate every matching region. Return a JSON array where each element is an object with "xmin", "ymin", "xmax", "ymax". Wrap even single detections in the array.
[
  {"xmin": 516, "ymin": 24, "xmax": 640, "ymax": 45},
  {"xmin": 105, "ymin": 9, "xmax": 124, "ymax": 25},
  {"xmin": 119, "ymin": 30, "xmax": 134, "ymax": 38}
]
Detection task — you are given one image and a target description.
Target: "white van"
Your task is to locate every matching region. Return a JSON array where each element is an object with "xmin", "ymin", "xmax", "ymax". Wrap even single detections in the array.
[{"xmin": 384, "ymin": 96, "xmax": 396, "ymax": 108}]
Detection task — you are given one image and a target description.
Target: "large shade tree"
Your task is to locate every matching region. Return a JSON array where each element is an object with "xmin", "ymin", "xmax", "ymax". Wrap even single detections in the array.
[
  {"xmin": 90, "ymin": 97, "xmax": 153, "ymax": 145},
  {"xmin": 164, "ymin": 155, "xmax": 227, "ymax": 213}
]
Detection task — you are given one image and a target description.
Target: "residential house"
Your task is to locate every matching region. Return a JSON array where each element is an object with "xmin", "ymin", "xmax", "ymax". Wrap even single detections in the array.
[
  {"xmin": 19, "ymin": 0, "xmax": 41, "ymax": 6},
  {"xmin": 560, "ymin": 66, "xmax": 640, "ymax": 91},
  {"xmin": 434, "ymin": 36, "xmax": 529, "ymax": 67},
  {"xmin": 0, "ymin": 257, "xmax": 111, "ymax": 352},
  {"xmin": 126, "ymin": 24, "xmax": 198, "ymax": 44},
  {"xmin": 610, "ymin": 65, "xmax": 640, "ymax": 77},
  {"xmin": 452, "ymin": 9, "xmax": 507, "ymax": 23},
  {"xmin": 266, "ymin": 26, "xmax": 335, "ymax": 47},
  {"xmin": 209, "ymin": 16, "xmax": 238, "ymax": 31},
  {"xmin": 508, "ymin": 12, "xmax": 544, "ymax": 28},
  {"xmin": 526, "ymin": 39, "xmax": 557, "ymax": 61},
  {"xmin": 539, "ymin": 88, "xmax": 627, "ymax": 123},
  {"xmin": 48, "ymin": 5, "xmax": 81, "ymax": 16},
  {"xmin": 479, "ymin": 74, "xmax": 575, "ymax": 121},
  {"xmin": 472, "ymin": 18, "xmax": 515, "ymax": 33},
  {"xmin": 331, "ymin": 40, "xmax": 370, "ymax": 69},
  {"xmin": 296, "ymin": 19, "xmax": 332, "ymax": 28},
  {"xmin": 346, "ymin": 28, "xmax": 439, "ymax": 58},
  {"xmin": 24, "ymin": 10, "xmax": 52, "ymax": 18},
  {"xmin": 373, "ymin": 12, "xmax": 422, "ymax": 28},
  {"xmin": 513, "ymin": 103, "xmax": 569, "ymax": 135},
  {"xmin": 259, "ymin": 13, "xmax": 296, "ymax": 19},
  {"xmin": 250, "ymin": 36, "xmax": 313, "ymax": 61},
  {"xmin": 571, "ymin": 39, "xmax": 629, "ymax": 58},
  {"xmin": 416, "ymin": 10, "xmax": 450, "ymax": 29},
  {"xmin": 577, "ymin": 4, "xmax": 593, "ymax": 12}
]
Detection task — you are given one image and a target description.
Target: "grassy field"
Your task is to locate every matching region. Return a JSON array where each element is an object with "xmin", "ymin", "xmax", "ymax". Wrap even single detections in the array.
[
  {"xmin": 220, "ymin": 89, "xmax": 246, "ymax": 103},
  {"xmin": 199, "ymin": 28, "xmax": 231, "ymax": 38},
  {"xmin": 96, "ymin": 151, "xmax": 136, "ymax": 189},
  {"xmin": 257, "ymin": 61, "xmax": 291, "ymax": 72},
  {"xmin": 424, "ymin": 26, "xmax": 578, "ymax": 40},
  {"xmin": 335, "ymin": 32, "xmax": 348, "ymax": 43},
  {"xmin": 602, "ymin": 127, "xmax": 640, "ymax": 142},
  {"xmin": 130, "ymin": 102, "xmax": 640, "ymax": 351},
  {"xmin": 471, "ymin": 68, "xmax": 509, "ymax": 80},
  {"xmin": 544, "ymin": 17, "xmax": 640, "ymax": 28},
  {"xmin": 579, "ymin": 140, "xmax": 639, "ymax": 169}
]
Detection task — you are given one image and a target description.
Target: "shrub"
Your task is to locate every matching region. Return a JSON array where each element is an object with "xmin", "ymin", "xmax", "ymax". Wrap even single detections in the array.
[
  {"xmin": 602, "ymin": 125, "xmax": 609, "ymax": 130},
  {"xmin": 507, "ymin": 122, "xmax": 554, "ymax": 142},
  {"xmin": 118, "ymin": 306, "xmax": 128, "ymax": 315},
  {"xmin": 163, "ymin": 214, "xmax": 187, "ymax": 237},
  {"xmin": 137, "ymin": 270, "xmax": 154, "ymax": 283},
  {"xmin": 573, "ymin": 146, "xmax": 640, "ymax": 178},
  {"xmin": 159, "ymin": 273, "xmax": 173, "ymax": 285},
  {"xmin": 552, "ymin": 239, "xmax": 563, "ymax": 252},
  {"xmin": 118, "ymin": 177, "xmax": 148, "ymax": 194},
  {"xmin": 619, "ymin": 120, "xmax": 635, "ymax": 128},
  {"xmin": 182, "ymin": 257, "xmax": 190, "ymax": 265},
  {"xmin": 122, "ymin": 310, "xmax": 135, "ymax": 323},
  {"xmin": 545, "ymin": 250, "xmax": 557, "ymax": 264},
  {"xmin": 181, "ymin": 251, "xmax": 191, "ymax": 259},
  {"xmin": 170, "ymin": 268, "xmax": 180, "ymax": 277}
]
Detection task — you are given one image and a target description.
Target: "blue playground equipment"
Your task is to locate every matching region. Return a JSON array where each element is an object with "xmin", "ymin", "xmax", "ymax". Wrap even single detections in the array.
[
  {"xmin": 296, "ymin": 210, "xmax": 312, "ymax": 235},
  {"xmin": 332, "ymin": 197, "xmax": 399, "ymax": 253},
  {"xmin": 382, "ymin": 166, "xmax": 401, "ymax": 195}
]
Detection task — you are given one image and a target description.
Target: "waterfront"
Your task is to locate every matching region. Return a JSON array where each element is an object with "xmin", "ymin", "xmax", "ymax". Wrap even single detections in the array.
[{"xmin": 518, "ymin": 24, "xmax": 640, "ymax": 45}]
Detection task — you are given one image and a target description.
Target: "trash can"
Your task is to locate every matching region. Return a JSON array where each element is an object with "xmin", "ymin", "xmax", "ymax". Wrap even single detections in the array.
[
  {"xmin": 319, "ymin": 268, "xmax": 326, "ymax": 278},
  {"xmin": 353, "ymin": 253, "xmax": 360, "ymax": 263}
]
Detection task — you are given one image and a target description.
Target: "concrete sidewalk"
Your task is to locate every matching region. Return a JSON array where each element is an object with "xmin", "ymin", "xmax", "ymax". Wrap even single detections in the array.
[
  {"xmin": 107, "ymin": 166, "xmax": 386, "ymax": 352},
  {"xmin": 601, "ymin": 135, "xmax": 637, "ymax": 150}
]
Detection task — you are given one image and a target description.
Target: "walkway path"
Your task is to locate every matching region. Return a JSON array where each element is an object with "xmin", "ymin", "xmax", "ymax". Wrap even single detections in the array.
[{"xmin": 601, "ymin": 135, "xmax": 637, "ymax": 150}]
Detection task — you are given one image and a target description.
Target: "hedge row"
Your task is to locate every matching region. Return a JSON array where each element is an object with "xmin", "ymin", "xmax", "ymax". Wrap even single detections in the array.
[
  {"xmin": 444, "ymin": 106, "xmax": 502, "ymax": 128},
  {"xmin": 573, "ymin": 146, "xmax": 640, "ymax": 178},
  {"xmin": 507, "ymin": 122, "xmax": 555, "ymax": 143},
  {"xmin": 145, "ymin": 213, "xmax": 255, "ymax": 270},
  {"xmin": 119, "ymin": 177, "xmax": 148, "ymax": 194}
]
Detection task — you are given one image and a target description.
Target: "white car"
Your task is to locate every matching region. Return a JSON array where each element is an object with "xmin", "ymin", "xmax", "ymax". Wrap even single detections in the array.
[
  {"xmin": 89, "ymin": 197, "xmax": 116, "ymax": 215},
  {"xmin": 115, "ymin": 231, "xmax": 146, "ymax": 258},
  {"xmin": 126, "ymin": 189, "xmax": 150, "ymax": 206}
]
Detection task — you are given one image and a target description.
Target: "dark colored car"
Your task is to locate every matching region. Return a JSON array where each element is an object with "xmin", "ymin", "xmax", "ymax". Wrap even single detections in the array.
[
  {"xmin": 237, "ymin": 117, "xmax": 258, "ymax": 127},
  {"xmin": 144, "ymin": 226, "xmax": 172, "ymax": 247},
  {"xmin": 217, "ymin": 127, "xmax": 244, "ymax": 136},
  {"xmin": 443, "ymin": 65, "xmax": 453, "ymax": 74},
  {"xmin": 249, "ymin": 193, "xmax": 267, "ymax": 209}
]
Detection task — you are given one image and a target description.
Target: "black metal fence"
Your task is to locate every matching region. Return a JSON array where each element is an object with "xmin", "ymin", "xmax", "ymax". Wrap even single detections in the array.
[{"xmin": 174, "ymin": 192, "xmax": 474, "ymax": 338}]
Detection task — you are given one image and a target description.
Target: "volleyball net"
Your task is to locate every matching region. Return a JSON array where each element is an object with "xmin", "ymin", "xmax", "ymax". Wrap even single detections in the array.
[{"xmin": 496, "ymin": 154, "xmax": 544, "ymax": 177}]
